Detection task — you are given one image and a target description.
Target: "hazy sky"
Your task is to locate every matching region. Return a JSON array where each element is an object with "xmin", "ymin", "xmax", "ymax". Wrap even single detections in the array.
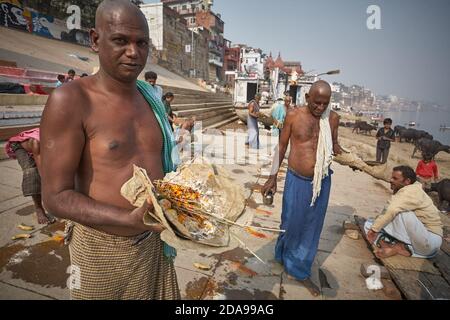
[{"xmin": 144, "ymin": 0, "xmax": 450, "ymax": 107}]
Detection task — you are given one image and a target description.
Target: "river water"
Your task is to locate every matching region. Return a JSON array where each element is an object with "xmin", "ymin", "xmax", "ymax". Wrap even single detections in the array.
[{"xmin": 385, "ymin": 109, "xmax": 450, "ymax": 145}]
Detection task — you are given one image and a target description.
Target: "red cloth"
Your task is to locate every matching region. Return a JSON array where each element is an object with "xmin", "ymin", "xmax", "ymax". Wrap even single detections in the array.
[
  {"xmin": 416, "ymin": 160, "xmax": 438, "ymax": 179},
  {"xmin": 5, "ymin": 128, "xmax": 40, "ymax": 159}
]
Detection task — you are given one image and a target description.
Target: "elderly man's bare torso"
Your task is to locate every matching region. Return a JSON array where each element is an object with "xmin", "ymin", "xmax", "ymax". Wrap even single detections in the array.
[{"xmin": 286, "ymin": 106, "xmax": 340, "ymax": 177}]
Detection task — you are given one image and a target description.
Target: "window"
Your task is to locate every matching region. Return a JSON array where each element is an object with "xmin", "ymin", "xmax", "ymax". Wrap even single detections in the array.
[{"xmin": 182, "ymin": 5, "xmax": 187, "ymax": 10}]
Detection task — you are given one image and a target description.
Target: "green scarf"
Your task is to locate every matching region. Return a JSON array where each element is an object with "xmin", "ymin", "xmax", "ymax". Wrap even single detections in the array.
[{"xmin": 136, "ymin": 80, "xmax": 178, "ymax": 261}]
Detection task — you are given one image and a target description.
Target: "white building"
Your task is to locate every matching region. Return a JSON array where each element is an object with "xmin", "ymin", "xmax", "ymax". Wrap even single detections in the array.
[
  {"xmin": 239, "ymin": 46, "xmax": 264, "ymax": 79},
  {"xmin": 140, "ymin": 3, "xmax": 164, "ymax": 51},
  {"xmin": 331, "ymin": 83, "xmax": 341, "ymax": 93}
]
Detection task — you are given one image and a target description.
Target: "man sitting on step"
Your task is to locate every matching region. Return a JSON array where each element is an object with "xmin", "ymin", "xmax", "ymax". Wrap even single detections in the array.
[{"xmin": 364, "ymin": 165, "xmax": 443, "ymax": 259}]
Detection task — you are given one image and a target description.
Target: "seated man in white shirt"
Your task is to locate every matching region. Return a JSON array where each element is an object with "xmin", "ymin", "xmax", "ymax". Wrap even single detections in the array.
[{"xmin": 364, "ymin": 166, "xmax": 443, "ymax": 259}]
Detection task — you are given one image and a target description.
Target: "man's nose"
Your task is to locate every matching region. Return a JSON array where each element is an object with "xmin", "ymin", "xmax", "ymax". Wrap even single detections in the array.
[{"xmin": 125, "ymin": 43, "xmax": 138, "ymax": 58}]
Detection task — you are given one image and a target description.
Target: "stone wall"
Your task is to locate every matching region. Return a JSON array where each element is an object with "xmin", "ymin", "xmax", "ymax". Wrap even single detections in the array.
[{"xmin": 154, "ymin": 6, "xmax": 209, "ymax": 80}]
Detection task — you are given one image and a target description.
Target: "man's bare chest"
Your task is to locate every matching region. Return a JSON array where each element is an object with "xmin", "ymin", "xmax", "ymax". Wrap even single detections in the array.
[
  {"xmin": 291, "ymin": 118, "xmax": 320, "ymax": 143},
  {"xmin": 84, "ymin": 101, "xmax": 163, "ymax": 159}
]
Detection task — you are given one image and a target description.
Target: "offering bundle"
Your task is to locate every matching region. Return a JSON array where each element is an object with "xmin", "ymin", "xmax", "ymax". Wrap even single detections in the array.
[{"xmin": 120, "ymin": 163, "xmax": 246, "ymax": 248}]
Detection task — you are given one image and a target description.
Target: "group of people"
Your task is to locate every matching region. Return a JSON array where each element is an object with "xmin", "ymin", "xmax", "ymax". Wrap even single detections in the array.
[
  {"xmin": 56, "ymin": 69, "xmax": 89, "ymax": 88},
  {"xmin": 253, "ymin": 88, "xmax": 443, "ymax": 295},
  {"xmin": 144, "ymin": 70, "xmax": 195, "ymax": 146},
  {"xmin": 3, "ymin": 0, "xmax": 443, "ymax": 300},
  {"xmin": 374, "ymin": 118, "xmax": 440, "ymax": 189}
]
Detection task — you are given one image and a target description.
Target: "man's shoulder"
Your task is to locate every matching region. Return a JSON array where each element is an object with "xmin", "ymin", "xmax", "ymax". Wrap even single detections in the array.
[
  {"xmin": 44, "ymin": 79, "xmax": 90, "ymax": 119},
  {"xmin": 48, "ymin": 79, "xmax": 88, "ymax": 104},
  {"xmin": 285, "ymin": 107, "xmax": 300, "ymax": 120}
]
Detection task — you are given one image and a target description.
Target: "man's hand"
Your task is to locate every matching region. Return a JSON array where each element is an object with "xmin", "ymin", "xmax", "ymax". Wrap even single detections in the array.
[
  {"xmin": 129, "ymin": 197, "xmax": 165, "ymax": 233},
  {"xmin": 367, "ymin": 229, "xmax": 379, "ymax": 244},
  {"xmin": 261, "ymin": 176, "xmax": 277, "ymax": 196},
  {"xmin": 333, "ymin": 143, "xmax": 343, "ymax": 155}
]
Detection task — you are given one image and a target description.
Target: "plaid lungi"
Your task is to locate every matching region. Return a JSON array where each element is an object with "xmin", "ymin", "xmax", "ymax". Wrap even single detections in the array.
[
  {"xmin": 67, "ymin": 222, "xmax": 180, "ymax": 300},
  {"xmin": 11, "ymin": 142, "xmax": 41, "ymax": 196}
]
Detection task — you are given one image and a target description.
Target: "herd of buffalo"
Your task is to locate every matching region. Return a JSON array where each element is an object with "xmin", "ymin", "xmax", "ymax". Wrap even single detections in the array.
[{"xmin": 339, "ymin": 120, "xmax": 450, "ymax": 209}]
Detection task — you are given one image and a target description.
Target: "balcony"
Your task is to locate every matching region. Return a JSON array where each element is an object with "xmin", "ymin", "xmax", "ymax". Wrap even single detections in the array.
[{"xmin": 209, "ymin": 54, "xmax": 223, "ymax": 67}]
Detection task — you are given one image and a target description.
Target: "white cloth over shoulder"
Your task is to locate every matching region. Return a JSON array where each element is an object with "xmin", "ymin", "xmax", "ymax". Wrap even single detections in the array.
[{"xmin": 311, "ymin": 107, "xmax": 333, "ymax": 206}]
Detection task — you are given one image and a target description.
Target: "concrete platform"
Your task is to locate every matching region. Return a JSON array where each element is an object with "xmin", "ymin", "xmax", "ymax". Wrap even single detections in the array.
[{"xmin": 0, "ymin": 130, "xmax": 401, "ymax": 300}]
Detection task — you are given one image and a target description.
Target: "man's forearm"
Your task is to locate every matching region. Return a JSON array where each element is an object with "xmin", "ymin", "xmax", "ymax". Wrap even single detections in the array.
[
  {"xmin": 44, "ymin": 190, "xmax": 132, "ymax": 228},
  {"xmin": 269, "ymin": 144, "xmax": 288, "ymax": 177}
]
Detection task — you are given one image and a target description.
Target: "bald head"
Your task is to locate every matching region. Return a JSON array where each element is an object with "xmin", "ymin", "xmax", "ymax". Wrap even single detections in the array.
[
  {"xmin": 305, "ymin": 80, "xmax": 332, "ymax": 117},
  {"xmin": 95, "ymin": 0, "xmax": 147, "ymax": 30},
  {"xmin": 309, "ymin": 80, "xmax": 332, "ymax": 97},
  {"xmin": 91, "ymin": 0, "xmax": 150, "ymax": 83}
]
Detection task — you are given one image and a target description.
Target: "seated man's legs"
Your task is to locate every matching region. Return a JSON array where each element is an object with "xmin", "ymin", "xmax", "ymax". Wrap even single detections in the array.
[{"xmin": 366, "ymin": 212, "xmax": 442, "ymax": 258}]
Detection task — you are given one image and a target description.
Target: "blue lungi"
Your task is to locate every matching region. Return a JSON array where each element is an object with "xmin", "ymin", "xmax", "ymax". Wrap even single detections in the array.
[{"xmin": 275, "ymin": 168, "xmax": 332, "ymax": 280}]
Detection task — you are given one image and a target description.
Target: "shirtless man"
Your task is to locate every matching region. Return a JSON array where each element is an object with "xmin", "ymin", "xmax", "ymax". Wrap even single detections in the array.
[
  {"xmin": 262, "ymin": 80, "xmax": 341, "ymax": 296},
  {"xmin": 40, "ymin": 0, "xmax": 179, "ymax": 300}
]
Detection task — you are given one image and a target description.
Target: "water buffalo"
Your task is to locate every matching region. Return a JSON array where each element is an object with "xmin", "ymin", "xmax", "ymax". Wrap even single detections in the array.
[
  {"xmin": 398, "ymin": 128, "xmax": 433, "ymax": 143},
  {"xmin": 345, "ymin": 122, "xmax": 355, "ymax": 128},
  {"xmin": 352, "ymin": 121, "xmax": 377, "ymax": 135},
  {"xmin": 412, "ymin": 138, "xmax": 450, "ymax": 158},
  {"xmin": 415, "ymin": 130, "xmax": 433, "ymax": 141},
  {"xmin": 394, "ymin": 125, "xmax": 406, "ymax": 135},
  {"xmin": 430, "ymin": 179, "xmax": 450, "ymax": 211}
]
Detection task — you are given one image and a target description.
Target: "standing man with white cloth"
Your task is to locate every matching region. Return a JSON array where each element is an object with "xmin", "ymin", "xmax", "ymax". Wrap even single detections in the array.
[{"xmin": 262, "ymin": 80, "xmax": 342, "ymax": 296}]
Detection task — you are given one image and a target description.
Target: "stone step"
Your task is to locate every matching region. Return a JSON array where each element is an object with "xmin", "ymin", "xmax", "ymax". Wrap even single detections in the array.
[
  {"xmin": 0, "ymin": 94, "xmax": 48, "ymax": 106},
  {"xmin": 205, "ymin": 115, "xmax": 239, "ymax": 129},
  {"xmin": 0, "ymin": 117, "xmax": 41, "ymax": 127},
  {"xmin": 173, "ymin": 96, "xmax": 231, "ymax": 105},
  {"xmin": 183, "ymin": 107, "xmax": 233, "ymax": 122},
  {"xmin": 174, "ymin": 104, "xmax": 233, "ymax": 117},
  {"xmin": 201, "ymin": 110, "xmax": 236, "ymax": 128},
  {"xmin": 0, "ymin": 91, "xmax": 230, "ymax": 107},
  {"xmin": 172, "ymin": 101, "xmax": 231, "ymax": 111},
  {"xmin": 160, "ymin": 85, "xmax": 230, "ymax": 99},
  {"xmin": 1, "ymin": 108, "xmax": 43, "ymax": 119}
]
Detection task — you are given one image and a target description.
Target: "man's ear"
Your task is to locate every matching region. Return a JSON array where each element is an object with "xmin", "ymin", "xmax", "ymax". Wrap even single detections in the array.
[
  {"xmin": 90, "ymin": 28, "xmax": 99, "ymax": 53},
  {"xmin": 305, "ymin": 93, "xmax": 310, "ymax": 103}
]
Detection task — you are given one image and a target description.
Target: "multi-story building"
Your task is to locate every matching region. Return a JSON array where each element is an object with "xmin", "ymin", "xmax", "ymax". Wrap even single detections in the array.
[
  {"xmin": 160, "ymin": 0, "xmax": 224, "ymax": 83},
  {"xmin": 161, "ymin": 0, "xmax": 213, "ymax": 27},
  {"xmin": 239, "ymin": 45, "xmax": 264, "ymax": 79},
  {"xmin": 140, "ymin": 3, "xmax": 209, "ymax": 80},
  {"xmin": 223, "ymin": 40, "xmax": 240, "ymax": 88}
]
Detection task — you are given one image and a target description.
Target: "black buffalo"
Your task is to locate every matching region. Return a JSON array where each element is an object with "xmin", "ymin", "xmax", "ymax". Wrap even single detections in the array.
[
  {"xmin": 412, "ymin": 138, "xmax": 450, "ymax": 158},
  {"xmin": 394, "ymin": 125, "xmax": 406, "ymax": 135},
  {"xmin": 430, "ymin": 179, "xmax": 450, "ymax": 211},
  {"xmin": 398, "ymin": 128, "xmax": 433, "ymax": 143},
  {"xmin": 352, "ymin": 121, "xmax": 377, "ymax": 135}
]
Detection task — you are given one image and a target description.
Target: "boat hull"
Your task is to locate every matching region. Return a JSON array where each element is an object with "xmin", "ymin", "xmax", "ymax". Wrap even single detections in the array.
[{"xmin": 234, "ymin": 103, "xmax": 274, "ymax": 127}]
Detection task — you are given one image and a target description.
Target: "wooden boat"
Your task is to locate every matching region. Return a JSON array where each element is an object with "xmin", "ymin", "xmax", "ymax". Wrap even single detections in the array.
[{"xmin": 234, "ymin": 102, "xmax": 274, "ymax": 128}]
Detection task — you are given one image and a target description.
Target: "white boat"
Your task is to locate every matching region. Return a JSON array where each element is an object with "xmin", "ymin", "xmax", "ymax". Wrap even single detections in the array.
[{"xmin": 408, "ymin": 121, "xmax": 416, "ymax": 127}]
